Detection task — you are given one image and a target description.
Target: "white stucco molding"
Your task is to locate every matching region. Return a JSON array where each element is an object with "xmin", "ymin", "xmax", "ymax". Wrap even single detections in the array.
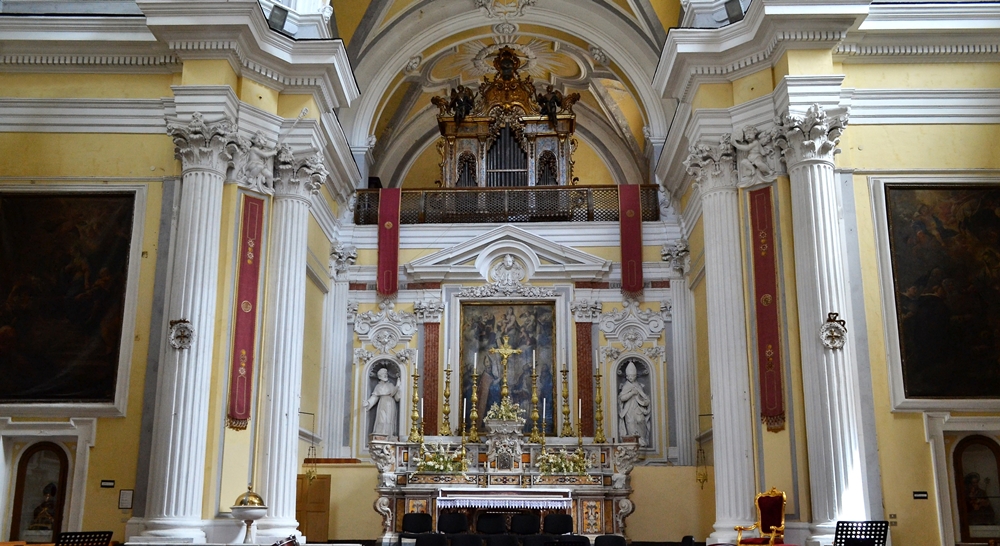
[
  {"xmin": 922, "ymin": 412, "xmax": 1000, "ymax": 546},
  {"xmin": 137, "ymin": 0, "xmax": 358, "ymax": 111},
  {"xmin": 0, "ymin": 418, "xmax": 97, "ymax": 538},
  {"xmin": 403, "ymin": 225, "xmax": 612, "ymax": 284}
]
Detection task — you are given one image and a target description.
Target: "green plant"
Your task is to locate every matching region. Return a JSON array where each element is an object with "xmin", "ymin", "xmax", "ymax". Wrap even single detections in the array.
[
  {"xmin": 536, "ymin": 448, "xmax": 590, "ymax": 475},
  {"xmin": 416, "ymin": 443, "xmax": 469, "ymax": 473}
]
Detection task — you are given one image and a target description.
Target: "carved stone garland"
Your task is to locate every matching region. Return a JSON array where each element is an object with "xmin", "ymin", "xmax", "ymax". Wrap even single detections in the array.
[{"xmin": 458, "ymin": 254, "xmax": 556, "ymax": 298}]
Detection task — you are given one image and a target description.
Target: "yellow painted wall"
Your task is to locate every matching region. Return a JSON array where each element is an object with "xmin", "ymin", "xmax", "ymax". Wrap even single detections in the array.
[
  {"xmin": 181, "ymin": 59, "xmax": 238, "ymax": 89},
  {"xmin": 628, "ymin": 466, "xmax": 715, "ymax": 541},
  {"xmin": 0, "ymin": 134, "xmax": 179, "ymax": 178},
  {"xmin": 0, "ymin": 73, "xmax": 175, "ymax": 99},
  {"xmin": 302, "ymin": 276, "xmax": 325, "ymax": 422},
  {"xmin": 842, "ymin": 62, "xmax": 1000, "ymax": 89},
  {"xmin": 318, "ymin": 464, "xmax": 382, "ymax": 540}
]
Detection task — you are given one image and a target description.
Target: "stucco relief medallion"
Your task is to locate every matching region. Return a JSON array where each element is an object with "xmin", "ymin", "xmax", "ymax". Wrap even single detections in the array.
[
  {"xmin": 169, "ymin": 319, "xmax": 194, "ymax": 350},
  {"xmin": 820, "ymin": 312, "xmax": 848, "ymax": 350}
]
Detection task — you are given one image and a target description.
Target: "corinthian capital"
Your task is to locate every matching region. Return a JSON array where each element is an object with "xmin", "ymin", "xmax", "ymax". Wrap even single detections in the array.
[
  {"xmin": 274, "ymin": 146, "xmax": 328, "ymax": 201},
  {"xmin": 661, "ymin": 238, "xmax": 690, "ymax": 275},
  {"xmin": 166, "ymin": 112, "xmax": 239, "ymax": 173},
  {"xmin": 777, "ymin": 104, "xmax": 849, "ymax": 168},
  {"xmin": 683, "ymin": 135, "xmax": 737, "ymax": 194}
]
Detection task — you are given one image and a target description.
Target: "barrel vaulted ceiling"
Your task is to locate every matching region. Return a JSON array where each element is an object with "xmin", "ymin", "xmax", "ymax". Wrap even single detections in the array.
[{"xmin": 331, "ymin": 0, "xmax": 681, "ymax": 187}]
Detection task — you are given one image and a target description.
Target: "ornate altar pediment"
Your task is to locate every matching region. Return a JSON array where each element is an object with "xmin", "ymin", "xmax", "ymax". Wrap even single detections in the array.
[
  {"xmin": 354, "ymin": 301, "xmax": 417, "ymax": 353},
  {"xmin": 598, "ymin": 299, "xmax": 666, "ymax": 351},
  {"xmin": 403, "ymin": 224, "xmax": 611, "ymax": 283}
]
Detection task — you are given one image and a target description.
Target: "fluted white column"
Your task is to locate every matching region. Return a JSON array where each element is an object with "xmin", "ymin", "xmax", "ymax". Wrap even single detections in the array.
[
  {"xmin": 684, "ymin": 141, "xmax": 756, "ymax": 544},
  {"xmin": 664, "ymin": 241, "xmax": 698, "ymax": 466},
  {"xmin": 255, "ymin": 153, "xmax": 328, "ymax": 542},
  {"xmin": 780, "ymin": 105, "xmax": 864, "ymax": 545},
  {"xmin": 317, "ymin": 243, "xmax": 355, "ymax": 457},
  {"xmin": 142, "ymin": 113, "xmax": 237, "ymax": 542}
]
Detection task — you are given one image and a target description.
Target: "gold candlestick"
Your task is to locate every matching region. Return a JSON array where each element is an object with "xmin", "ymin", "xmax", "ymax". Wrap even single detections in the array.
[
  {"xmin": 469, "ymin": 368, "xmax": 480, "ymax": 442},
  {"xmin": 442, "ymin": 368, "xmax": 453, "ymax": 436},
  {"xmin": 560, "ymin": 367, "xmax": 574, "ymax": 437},
  {"xmin": 577, "ymin": 420, "xmax": 583, "ymax": 447},
  {"xmin": 593, "ymin": 369, "xmax": 606, "ymax": 443},
  {"xmin": 408, "ymin": 367, "xmax": 423, "ymax": 444},
  {"xmin": 528, "ymin": 368, "xmax": 542, "ymax": 443}
]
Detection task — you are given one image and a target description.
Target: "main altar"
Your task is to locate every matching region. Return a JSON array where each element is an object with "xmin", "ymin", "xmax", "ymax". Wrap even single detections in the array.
[{"xmin": 368, "ymin": 335, "xmax": 639, "ymax": 545}]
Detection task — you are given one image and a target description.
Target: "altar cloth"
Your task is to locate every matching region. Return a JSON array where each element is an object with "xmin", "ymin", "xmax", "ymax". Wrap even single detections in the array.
[{"xmin": 436, "ymin": 488, "xmax": 572, "ymax": 510}]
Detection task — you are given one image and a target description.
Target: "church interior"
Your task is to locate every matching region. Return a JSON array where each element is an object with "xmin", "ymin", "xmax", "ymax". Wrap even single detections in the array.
[{"xmin": 2, "ymin": 1, "xmax": 1000, "ymax": 545}]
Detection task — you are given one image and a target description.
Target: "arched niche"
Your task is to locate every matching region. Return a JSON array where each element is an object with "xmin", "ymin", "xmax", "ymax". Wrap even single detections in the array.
[
  {"xmin": 954, "ymin": 434, "xmax": 1000, "ymax": 542},
  {"xmin": 10, "ymin": 441, "xmax": 69, "ymax": 543},
  {"xmin": 363, "ymin": 359, "xmax": 404, "ymax": 439},
  {"xmin": 614, "ymin": 356, "xmax": 653, "ymax": 449}
]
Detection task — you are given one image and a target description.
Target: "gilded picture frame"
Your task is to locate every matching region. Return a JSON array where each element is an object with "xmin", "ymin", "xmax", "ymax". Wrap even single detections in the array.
[{"xmin": 459, "ymin": 301, "xmax": 556, "ymax": 433}]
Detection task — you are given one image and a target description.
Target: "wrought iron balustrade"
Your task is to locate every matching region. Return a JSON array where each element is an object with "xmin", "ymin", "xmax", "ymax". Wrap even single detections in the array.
[{"xmin": 353, "ymin": 185, "xmax": 660, "ymax": 225}]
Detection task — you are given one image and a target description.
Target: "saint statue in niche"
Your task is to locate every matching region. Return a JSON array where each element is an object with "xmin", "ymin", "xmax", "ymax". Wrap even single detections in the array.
[
  {"xmin": 364, "ymin": 365, "xmax": 401, "ymax": 437},
  {"xmin": 29, "ymin": 483, "xmax": 57, "ymax": 531},
  {"xmin": 618, "ymin": 360, "xmax": 650, "ymax": 447}
]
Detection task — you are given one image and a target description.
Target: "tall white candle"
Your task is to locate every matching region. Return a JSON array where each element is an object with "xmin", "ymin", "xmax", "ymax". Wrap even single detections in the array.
[
  {"xmin": 578, "ymin": 399, "xmax": 582, "ymax": 419},
  {"xmin": 532, "ymin": 350, "xmax": 536, "ymax": 373},
  {"xmin": 594, "ymin": 349, "xmax": 598, "ymax": 371},
  {"xmin": 420, "ymin": 397, "xmax": 424, "ymax": 420},
  {"xmin": 415, "ymin": 350, "xmax": 420, "ymax": 372},
  {"xmin": 463, "ymin": 398, "xmax": 467, "ymax": 419},
  {"xmin": 447, "ymin": 349, "xmax": 452, "ymax": 370},
  {"xmin": 542, "ymin": 398, "xmax": 547, "ymax": 424}
]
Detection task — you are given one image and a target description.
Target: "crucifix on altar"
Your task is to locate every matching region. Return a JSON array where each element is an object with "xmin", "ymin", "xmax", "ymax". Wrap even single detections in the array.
[{"xmin": 489, "ymin": 335, "xmax": 521, "ymax": 400}]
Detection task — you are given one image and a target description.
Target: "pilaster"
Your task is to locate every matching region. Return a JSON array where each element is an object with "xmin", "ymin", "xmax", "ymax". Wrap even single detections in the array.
[
  {"xmin": 255, "ymin": 149, "xmax": 327, "ymax": 543},
  {"xmin": 663, "ymin": 240, "xmax": 698, "ymax": 466},
  {"xmin": 683, "ymin": 137, "xmax": 756, "ymax": 543},
  {"xmin": 778, "ymin": 105, "xmax": 865, "ymax": 545},
  {"xmin": 317, "ymin": 242, "xmax": 357, "ymax": 457},
  {"xmin": 142, "ymin": 112, "xmax": 239, "ymax": 542}
]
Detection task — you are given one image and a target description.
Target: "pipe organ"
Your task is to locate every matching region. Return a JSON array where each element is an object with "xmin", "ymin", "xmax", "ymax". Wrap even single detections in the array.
[{"xmin": 431, "ymin": 47, "xmax": 580, "ymax": 188}]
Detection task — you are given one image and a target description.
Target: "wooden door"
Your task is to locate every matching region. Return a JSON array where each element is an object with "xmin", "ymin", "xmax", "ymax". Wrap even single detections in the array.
[{"xmin": 296, "ymin": 474, "xmax": 330, "ymax": 542}]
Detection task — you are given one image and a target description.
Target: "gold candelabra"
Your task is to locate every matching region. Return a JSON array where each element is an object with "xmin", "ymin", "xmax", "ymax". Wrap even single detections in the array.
[
  {"xmin": 442, "ymin": 367, "xmax": 453, "ymax": 436},
  {"xmin": 593, "ymin": 368, "xmax": 606, "ymax": 443},
  {"xmin": 528, "ymin": 367, "xmax": 542, "ymax": 443},
  {"xmin": 469, "ymin": 368, "xmax": 480, "ymax": 442},
  {"xmin": 408, "ymin": 366, "xmax": 423, "ymax": 444},
  {"xmin": 560, "ymin": 367, "xmax": 574, "ymax": 437}
]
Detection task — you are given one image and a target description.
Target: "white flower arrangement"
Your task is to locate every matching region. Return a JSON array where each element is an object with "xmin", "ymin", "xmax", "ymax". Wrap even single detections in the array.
[
  {"xmin": 536, "ymin": 448, "xmax": 590, "ymax": 475},
  {"xmin": 485, "ymin": 396, "xmax": 524, "ymax": 422},
  {"xmin": 416, "ymin": 443, "xmax": 469, "ymax": 473}
]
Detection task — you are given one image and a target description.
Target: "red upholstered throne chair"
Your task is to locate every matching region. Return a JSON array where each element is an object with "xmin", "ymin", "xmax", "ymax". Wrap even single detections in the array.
[{"xmin": 735, "ymin": 487, "xmax": 787, "ymax": 545}]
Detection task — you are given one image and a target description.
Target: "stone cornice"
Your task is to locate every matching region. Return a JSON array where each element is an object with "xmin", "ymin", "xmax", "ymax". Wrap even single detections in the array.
[
  {"xmin": 0, "ymin": 15, "xmax": 180, "ymax": 73},
  {"xmin": 137, "ymin": 1, "xmax": 359, "ymax": 111},
  {"xmin": 655, "ymin": 0, "xmax": 866, "ymax": 104}
]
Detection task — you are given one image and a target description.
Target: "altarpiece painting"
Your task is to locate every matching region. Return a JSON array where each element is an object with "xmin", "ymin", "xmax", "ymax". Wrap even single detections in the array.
[
  {"xmin": 0, "ymin": 193, "xmax": 135, "ymax": 403},
  {"xmin": 460, "ymin": 302, "xmax": 555, "ymax": 434},
  {"xmin": 884, "ymin": 184, "xmax": 1000, "ymax": 398}
]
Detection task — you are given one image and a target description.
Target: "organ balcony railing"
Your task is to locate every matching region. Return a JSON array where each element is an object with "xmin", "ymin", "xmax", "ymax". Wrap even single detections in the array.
[{"xmin": 353, "ymin": 185, "xmax": 660, "ymax": 225}]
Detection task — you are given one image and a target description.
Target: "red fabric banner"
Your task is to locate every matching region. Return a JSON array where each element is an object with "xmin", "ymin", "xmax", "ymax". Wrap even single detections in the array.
[
  {"xmin": 749, "ymin": 187, "xmax": 785, "ymax": 432},
  {"xmin": 227, "ymin": 195, "xmax": 265, "ymax": 430},
  {"xmin": 377, "ymin": 189, "xmax": 401, "ymax": 297},
  {"xmin": 619, "ymin": 184, "xmax": 644, "ymax": 297}
]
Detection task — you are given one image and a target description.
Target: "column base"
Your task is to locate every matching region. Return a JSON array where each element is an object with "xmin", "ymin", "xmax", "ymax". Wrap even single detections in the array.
[
  {"xmin": 708, "ymin": 519, "xmax": 750, "ymax": 545},
  {"xmin": 138, "ymin": 517, "xmax": 207, "ymax": 543},
  {"xmin": 255, "ymin": 517, "xmax": 305, "ymax": 545}
]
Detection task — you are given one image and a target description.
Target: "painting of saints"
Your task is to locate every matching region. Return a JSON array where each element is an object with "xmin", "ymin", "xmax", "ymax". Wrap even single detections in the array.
[
  {"xmin": 885, "ymin": 185, "xmax": 1000, "ymax": 397},
  {"xmin": 0, "ymin": 193, "xmax": 135, "ymax": 403},
  {"xmin": 460, "ymin": 302, "xmax": 555, "ymax": 434}
]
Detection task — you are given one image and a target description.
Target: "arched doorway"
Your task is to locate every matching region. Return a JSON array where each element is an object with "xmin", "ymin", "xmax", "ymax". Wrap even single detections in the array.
[
  {"xmin": 10, "ymin": 441, "xmax": 69, "ymax": 543},
  {"xmin": 955, "ymin": 434, "xmax": 1000, "ymax": 542}
]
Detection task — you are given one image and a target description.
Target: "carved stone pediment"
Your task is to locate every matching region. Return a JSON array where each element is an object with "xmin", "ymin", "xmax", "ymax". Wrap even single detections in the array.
[
  {"xmin": 598, "ymin": 299, "xmax": 665, "ymax": 351},
  {"xmin": 404, "ymin": 224, "xmax": 611, "ymax": 283},
  {"xmin": 354, "ymin": 301, "xmax": 417, "ymax": 353}
]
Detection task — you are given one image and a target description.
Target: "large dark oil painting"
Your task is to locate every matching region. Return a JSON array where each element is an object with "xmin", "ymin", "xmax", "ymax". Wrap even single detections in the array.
[
  {"xmin": 460, "ymin": 302, "xmax": 556, "ymax": 434},
  {"xmin": 0, "ymin": 193, "xmax": 135, "ymax": 403},
  {"xmin": 886, "ymin": 185, "xmax": 1000, "ymax": 398}
]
